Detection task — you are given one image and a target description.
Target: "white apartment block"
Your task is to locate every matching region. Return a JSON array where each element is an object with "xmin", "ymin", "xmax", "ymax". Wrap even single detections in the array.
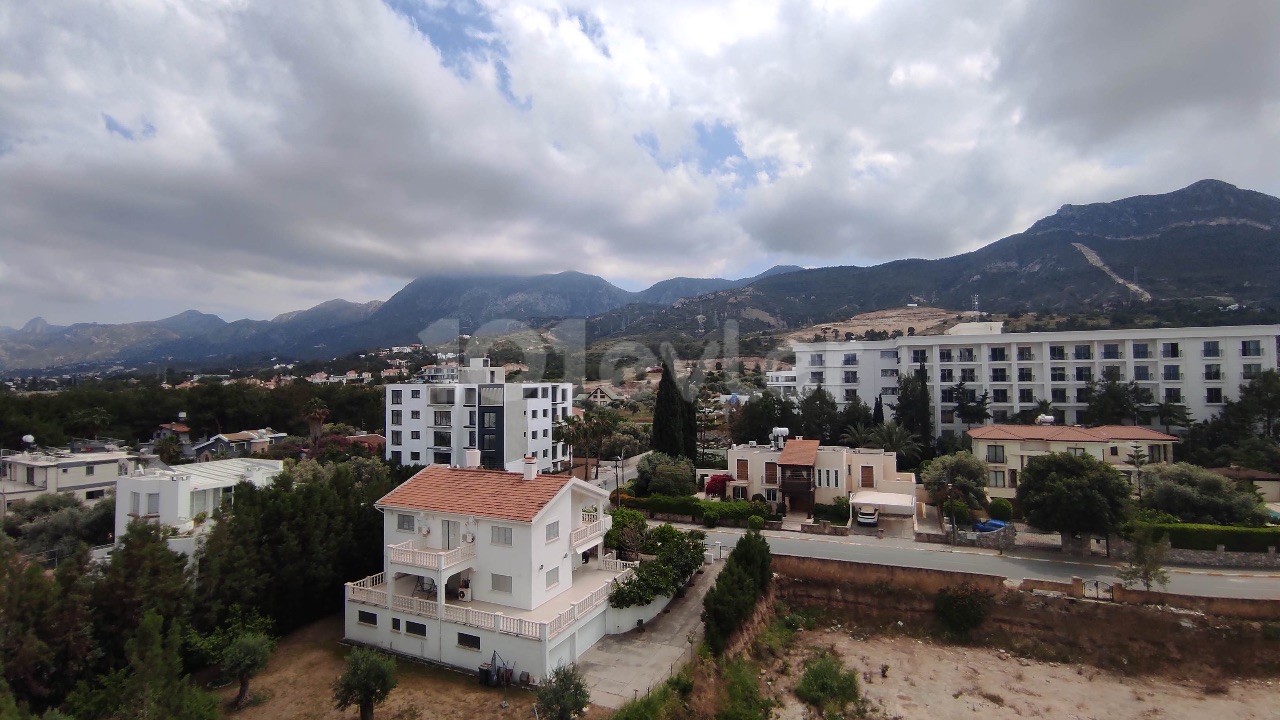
[
  {"xmin": 385, "ymin": 358, "xmax": 573, "ymax": 473},
  {"xmin": 343, "ymin": 459, "xmax": 654, "ymax": 682},
  {"xmin": 1, "ymin": 447, "xmax": 146, "ymax": 516},
  {"xmin": 114, "ymin": 458, "xmax": 284, "ymax": 556},
  {"xmin": 768, "ymin": 323, "xmax": 1280, "ymax": 436}
]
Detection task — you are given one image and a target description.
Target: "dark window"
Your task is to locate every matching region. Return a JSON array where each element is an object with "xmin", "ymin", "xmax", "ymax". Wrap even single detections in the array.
[
  {"xmin": 85, "ymin": 489, "xmax": 106, "ymax": 500},
  {"xmin": 358, "ymin": 611, "xmax": 377, "ymax": 626},
  {"xmin": 1207, "ymin": 388, "xmax": 1224, "ymax": 404},
  {"xmin": 458, "ymin": 632, "xmax": 481, "ymax": 650},
  {"xmin": 1018, "ymin": 389, "xmax": 1034, "ymax": 403},
  {"xmin": 1049, "ymin": 345, "xmax": 1066, "ymax": 360},
  {"xmin": 992, "ymin": 389, "xmax": 1008, "ymax": 403},
  {"xmin": 1242, "ymin": 340, "xmax": 1263, "ymax": 357},
  {"xmin": 1203, "ymin": 341, "xmax": 1220, "ymax": 358},
  {"xmin": 991, "ymin": 368, "xmax": 1008, "ymax": 382},
  {"xmin": 391, "ymin": 390, "xmax": 403, "ymax": 405},
  {"xmin": 406, "ymin": 621, "xmax": 427, "ymax": 637},
  {"xmin": 939, "ymin": 368, "xmax": 954, "ymax": 383},
  {"xmin": 938, "ymin": 349, "xmax": 953, "ymax": 363},
  {"xmin": 392, "ymin": 618, "xmax": 401, "ymax": 631},
  {"xmin": 989, "ymin": 347, "xmax": 1007, "ymax": 362},
  {"xmin": 1051, "ymin": 388, "xmax": 1067, "ymax": 403},
  {"xmin": 1018, "ymin": 368, "xmax": 1033, "ymax": 382}
]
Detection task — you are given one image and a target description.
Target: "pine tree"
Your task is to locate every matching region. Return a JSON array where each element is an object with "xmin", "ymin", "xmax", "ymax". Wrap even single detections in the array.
[{"xmin": 651, "ymin": 364, "xmax": 691, "ymax": 460}]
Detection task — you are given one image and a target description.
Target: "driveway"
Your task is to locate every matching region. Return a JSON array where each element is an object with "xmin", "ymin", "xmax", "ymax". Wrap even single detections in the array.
[{"xmin": 578, "ymin": 560, "xmax": 723, "ymax": 709}]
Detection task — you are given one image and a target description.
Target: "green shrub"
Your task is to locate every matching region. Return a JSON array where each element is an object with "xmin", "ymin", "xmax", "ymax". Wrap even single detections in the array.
[
  {"xmin": 747, "ymin": 515, "xmax": 765, "ymax": 532},
  {"xmin": 794, "ymin": 651, "xmax": 861, "ymax": 716},
  {"xmin": 934, "ymin": 582, "xmax": 993, "ymax": 639},
  {"xmin": 702, "ymin": 533, "xmax": 772, "ymax": 655},
  {"xmin": 1149, "ymin": 523, "xmax": 1280, "ymax": 553},
  {"xmin": 812, "ymin": 497, "xmax": 850, "ymax": 524},
  {"xmin": 702, "ymin": 509, "xmax": 720, "ymax": 528},
  {"xmin": 941, "ymin": 500, "xmax": 971, "ymax": 525},
  {"xmin": 987, "ymin": 498, "xmax": 1013, "ymax": 522}
]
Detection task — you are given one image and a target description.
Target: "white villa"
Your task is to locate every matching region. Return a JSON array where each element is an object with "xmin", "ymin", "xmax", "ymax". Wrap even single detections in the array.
[
  {"xmin": 114, "ymin": 458, "xmax": 284, "ymax": 556},
  {"xmin": 343, "ymin": 457, "xmax": 651, "ymax": 682}
]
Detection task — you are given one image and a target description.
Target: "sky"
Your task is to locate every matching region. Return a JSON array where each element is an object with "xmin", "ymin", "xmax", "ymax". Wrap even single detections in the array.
[{"xmin": 2, "ymin": 0, "xmax": 1278, "ymax": 327}]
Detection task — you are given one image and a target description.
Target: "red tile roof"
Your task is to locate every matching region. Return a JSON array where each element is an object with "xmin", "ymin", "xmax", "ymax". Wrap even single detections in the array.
[
  {"xmin": 966, "ymin": 424, "xmax": 1177, "ymax": 443},
  {"xmin": 377, "ymin": 465, "xmax": 574, "ymax": 522},
  {"xmin": 159, "ymin": 423, "xmax": 190, "ymax": 433},
  {"xmin": 778, "ymin": 439, "xmax": 820, "ymax": 466}
]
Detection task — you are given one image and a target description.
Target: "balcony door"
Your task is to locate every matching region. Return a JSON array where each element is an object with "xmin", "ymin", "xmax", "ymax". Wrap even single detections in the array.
[{"xmin": 442, "ymin": 520, "xmax": 461, "ymax": 550}]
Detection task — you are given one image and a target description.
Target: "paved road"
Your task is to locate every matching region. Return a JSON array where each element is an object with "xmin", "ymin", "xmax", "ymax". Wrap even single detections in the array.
[{"xmin": 698, "ymin": 527, "xmax": 1280, "ymax": 600}]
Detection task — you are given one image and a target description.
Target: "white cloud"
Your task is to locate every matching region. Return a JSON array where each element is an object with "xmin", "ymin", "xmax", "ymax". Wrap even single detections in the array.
[{"xmin": 0, "ymin": 0, "xmax": 1277, "ymax": 325}]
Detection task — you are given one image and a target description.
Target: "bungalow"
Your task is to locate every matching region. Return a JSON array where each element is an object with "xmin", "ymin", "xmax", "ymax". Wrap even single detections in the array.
[
  {"xmin": 343, "ymin": 457, "xmax": 654, "ymax": 682},
  {"xmin": 192, "ymin": 428, "xmax": 287, "ymax": 461}
]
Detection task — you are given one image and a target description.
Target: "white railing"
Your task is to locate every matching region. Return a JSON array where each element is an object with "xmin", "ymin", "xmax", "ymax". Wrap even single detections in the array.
[
  {"xmin": 547, "ymin": 567, "xmax": 632, "ymax": 638},
  {"xmin": 570, "ymin": 518, "xmax": 604, "ymax": 546},
  {"xmin": 388, "ymin": 541, "xmax": 476, "ymax": 570},
  {"xmin": 346, "ymin": 572, "xmax": 387, "ymax": 606},
  {"xmin": 391, "ymin": 594, "xmax": 439, "ymax": 617},
  {"xmin": 581, "ymin": 510, "xmax": 599, "ymax": 525},
  {"xmin": 602, "ymin": 557, "xmax": 640, "ymax": 572}
]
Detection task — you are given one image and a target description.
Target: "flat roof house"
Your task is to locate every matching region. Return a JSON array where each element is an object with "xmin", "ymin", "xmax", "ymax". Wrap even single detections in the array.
[
  {"xmin": 1, "ymin": 446, "xmax": 146, "ymax": 516},
  {"xmin": 343, "ymin": 458, "xmax": 643, "ymax": 682}
]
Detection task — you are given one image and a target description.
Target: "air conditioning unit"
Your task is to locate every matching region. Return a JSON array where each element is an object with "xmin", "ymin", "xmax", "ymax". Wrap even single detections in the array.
[
  {"xmin": 457, "ymin": 587, "xmax": 472, "ymax": 602},
  {"xmin": 462, "ymin": 532, "xmax": 475, "ymax": 543}
]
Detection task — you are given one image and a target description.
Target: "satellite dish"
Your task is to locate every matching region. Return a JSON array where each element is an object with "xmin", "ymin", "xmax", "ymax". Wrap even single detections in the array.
[{"xmin": 22, "ymin": 434, "xmax": 35, "ymax": 445}]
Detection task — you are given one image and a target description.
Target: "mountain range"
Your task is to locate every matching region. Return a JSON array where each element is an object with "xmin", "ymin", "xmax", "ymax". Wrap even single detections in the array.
[{"xmin": 3, "ymin": 179, "xmax": 1278, "ymax": 373}]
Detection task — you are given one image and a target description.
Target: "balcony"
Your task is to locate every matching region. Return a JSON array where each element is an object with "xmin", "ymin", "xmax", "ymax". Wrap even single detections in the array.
[
  {"xmin": 388, "ymin": 541, "xmax": 476, "ymax": 571},
  {"xmin": 570, "ymin": 511, "xmax": 609, "ymax": 547}
]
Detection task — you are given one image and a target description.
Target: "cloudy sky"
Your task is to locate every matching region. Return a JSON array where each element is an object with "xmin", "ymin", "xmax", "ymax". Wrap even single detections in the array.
[{"xmin": 2, "ymin": 1, "xmax": 1278, "ymax": 327}]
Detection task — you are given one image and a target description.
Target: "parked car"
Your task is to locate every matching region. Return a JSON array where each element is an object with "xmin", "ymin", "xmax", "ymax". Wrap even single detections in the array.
[
  {"xmin": 972, "ymin": 519, "xmax": 1007, "ymax": 533},
  {"xmin": 856, "ymin": 507, "xmax": 880, "ymax": 526}
]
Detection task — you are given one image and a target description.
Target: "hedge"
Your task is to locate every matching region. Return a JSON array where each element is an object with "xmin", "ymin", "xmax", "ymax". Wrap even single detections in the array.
[
  {"xmin": 621, "ymin": 495, "xmax": 769, "ymax": 523},
  {"xmin": 1148, "ymin": 523, "xmax": 1280, "ymax": 553},
  {"xmin": 812, "ymin": 501, "xmax": 850, "ymax": 525}
]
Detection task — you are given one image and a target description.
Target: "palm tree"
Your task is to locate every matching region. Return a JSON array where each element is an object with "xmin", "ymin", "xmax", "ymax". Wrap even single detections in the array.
[
  {"xmin": 838, "ymin": 423, "xmax": 869, "ymax": 448},
  {"xmin": 1155, "ymin": 401, "xmax": 1192, "ymax": 434},
  {"xmin": 866, "ymin": 422, "xmax": 922, "ymax": 463},
  {"xmin": 302, "ymin": 398, "xmax": 330, "ymax": 447}
]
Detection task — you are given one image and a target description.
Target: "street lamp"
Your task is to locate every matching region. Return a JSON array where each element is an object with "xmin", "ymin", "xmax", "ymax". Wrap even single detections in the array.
[
  {"xmin": 945, "ymin": 481, "xmax": 958, "ymax": 546},
  {"xmin": 613, "ymin": 456, "xmax": 623, "ymax": 507}
]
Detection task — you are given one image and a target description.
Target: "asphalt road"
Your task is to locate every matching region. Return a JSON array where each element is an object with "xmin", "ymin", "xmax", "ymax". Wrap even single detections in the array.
[{"xmin": 698, "ymin": 527, "xmax": 1280, "ymax": 600}]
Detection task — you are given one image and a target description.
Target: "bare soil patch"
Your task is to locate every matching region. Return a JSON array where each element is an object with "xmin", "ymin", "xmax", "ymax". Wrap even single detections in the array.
[
  {"xmin": 215, "ymin": 616, "xmax": 608, "ymax": 720},
  {"xmin": 785, "ymin": 307, "xmax": 976, "ymax": 343},
  {"xmin": 773, "ymin": 630, "xmax": 1280, "ymax": 720}
]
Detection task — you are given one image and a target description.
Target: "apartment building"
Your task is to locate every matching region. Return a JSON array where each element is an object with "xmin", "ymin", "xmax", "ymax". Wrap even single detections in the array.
[
  {"xmin": 967, "ymin": 424, "xmax": 1177, "ymax": 500},
  {"xmin": 114, "ymin": 458, "xmax": 284, "ymax": 556},
  {"xmin": 384, "ymin": 358, "xmax": 573, "ymax": 473},
  {"xmin": 768, "ymin": 323, "xmax": 1280, "ymax": 436},
  {"xmin": 343, "ymin": 458, "xmax": 649, "ymax": 681},
  {"xmin": 1, "ymin": 446, "xmax": 147, "ymax": 515},
  {"xmin": 725, "ymin": 438, "xmax": 917, "ymax": 516}
]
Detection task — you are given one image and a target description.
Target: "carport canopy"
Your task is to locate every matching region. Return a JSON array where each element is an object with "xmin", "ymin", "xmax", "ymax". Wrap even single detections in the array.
[{"xmin": 850, "ymin": 490, "xmax": 915, "ymax": 516}]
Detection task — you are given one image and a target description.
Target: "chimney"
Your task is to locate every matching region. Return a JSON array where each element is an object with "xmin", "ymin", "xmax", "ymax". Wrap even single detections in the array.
[
  {"xmin": 464, "ymin": 448, "xmax": 481, "ymax": 469},
  {"xmin": 523, "ymin": 455, "xmax": 537, "ymax": 481}
]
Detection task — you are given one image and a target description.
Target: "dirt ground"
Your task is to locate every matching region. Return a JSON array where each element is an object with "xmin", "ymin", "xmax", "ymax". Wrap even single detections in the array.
[
  {"xmin": 772, "ymin": 630, "xmax": 1280, "ymax": 720},
  {"xmin": 214, "ymin": 616, "xmax": 607, "ymax": 720},
  {"xmin": 785, "ymin": 307, "xmax": 977, "ymax": 344}
]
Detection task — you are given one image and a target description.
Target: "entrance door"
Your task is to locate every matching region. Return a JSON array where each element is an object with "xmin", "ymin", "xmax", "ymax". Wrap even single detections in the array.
[{"xmin": 442, "ymin": 520, "xmax": 461, "ymax": 550}]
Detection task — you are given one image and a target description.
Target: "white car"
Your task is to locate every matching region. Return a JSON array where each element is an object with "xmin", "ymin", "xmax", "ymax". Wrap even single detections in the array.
[{"xmin": 856, "ymin": 507, "xmax": 880, "ymax": 526}]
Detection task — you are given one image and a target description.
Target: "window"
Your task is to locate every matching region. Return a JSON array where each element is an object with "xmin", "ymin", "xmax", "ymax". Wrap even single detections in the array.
[
  {"xmin": 991, "ymin": 368, "xmax": 1008, "ymax": 382},
  {"xmin": 410, "ymin": 389, "xmax": 421, "ymax": 399},
  {"xmin": 810, "ymin": 353, "xmax": 824, "ymax": 366},
  {"xmin": 85, "ymin": 489, "xmax": 106, "ymax": 501},
  {"xmin": 880, "ymin": 350, "xmax": 898, "ymax": 360},
  {"xmin": 1102, "ymin": 343, "xmax": 1121, "ymax": 359},
  {"xmin": 911, "ymin": 349, "xmax": 928, "ymax": 364},
  {"xmin": 391, "ymin": 410, "xmax": 402, "ymax": 425},
  {"xmin": 1204, "ymin": 364, "xmax": 1221, "ymax": 380},
  {"xmin": 880, "ymin": 368, "xmax": 899, "ymax": 378},
  {"xmin": 732, "ymin": 485, "xmax": 747, "ymax": 499},
  {"xmin": 1161, "ymin": 342, "xmax": 1180, "ymax": 358},
  {"xmin": 410, "ymin": 431, "xmax": 420, "ymax": 440},
  {"xmin": 765, "ymin": 489, "xmax": 778, "ymax": 502},
  {"xmin": 1018, "ymin": 368, "xmax": 1033, "ymax": 382},
  {"xmin": 84, "ymin": 464, "xmax": 95, "ymax": 476},
  {"xmin": 1203, "ymin": 341, "xmax": 1221, "ymax": 358},
  {"xmin": 1162, "ymin": 365, "xmax": 1181, "ymax": 381},
  {"xmin": 397, "ymin": 513, "xmax": 415, "ymax": 532},
  {"xmin": 480, "ymin": 434, "xmax": 496, "ymax": 451},
  {"xmin": 881, "ymin": 387, "xmax": 899, "ymax": 396},
  {"xmin": 545, "ymin": 521, "xmax": 560, "ymax": 541},
  {"xmin": 1245, "ymin": 363, "xmax": 1263, "ymax": 379},
  {"xmin": 491, "ymin": 574, "xmax": 512, "ymax": 593},
  {"xmin": 986, "ymin": 445, "xmax": 1006, "ymax": 463},
  {"xmin": 546, "ymin": 567, "xmax": 560, "ymax": 588},
  {"xmin": 1133, "ymin": 366, "xmax": 1152, "ymax": 381},
  {"xmin": 1133, "ymin": 343, "xmax": 1151, "ymax": 359},
  {"xmin": 1207, "ymin": 387, "xmax": 1224, "ymax": 404},
  {"xmin": 1242, "ymin": 339, "xmax": 1263, "ymax": 357},
  {"xmin": 146, "ymin": 493, "xmax": 160, "ymax": 515},
  {"xmin": 810, "ymin": 372, "xmax": 825, "ymax": 384},
  {"xmin": 843, "ymin": 371, "xmax": 857, "ymax": 383},
  {"xmin": 1017, "ymin": 347, "xmax": 1034, "ymax": 361},
  {"xmin": 391, "ymin": 390, "xmax": 403, "ymax": 405},
  {"xmin": 843, "ymin": 389, "xmax": 858, "ymax": 402},
  {"xmin": 1102, "ymin": 366, "xmax": 1122, "ymax": 381},
  {"xmin": 392, "ymin": 618, "xmax": 401, "ymax": 631},
  {"xmin": 958, "ymin": 348, "xmax": 975, "ymax": 362},
  {"xmin": 410, "ymin": 452, "xmax": 420, "ymax": 462},
  {"xmin": 992, "ymin": 410, "xmax": 1009, "ymax": 422},
  {"xmin": 1019, "ymin": 389, "xmax": 1034, "ymax": 403},
  {"xmin": 406, "ymin": 621, "xmax": 427, "ymax": 637},
  {"xmin": 939, "ymin": 368, "xmax": 954, "ymax": 383},
  {"xmin": 479, "ymin": 387, "xmax": 503, "ymax": 405},
  {"xmin": 458, "ymin": 633, "xmax": 481, "ymax": 650},
  {"xmin": 1075, "ymin": 367, "xmax": 1092, "ymax": 382},
  {"xmin": 482, "ymin": 411, "xmax": 498, "ymax": 429},
  {"xmin": 992, "ymin": 389, "xmax": 1008, "ymax": 403},
  {"xmin": 1067, "ymin": 447, "xmax": 1086, "ymax": 457},
  {"xmin": 1051, "ymin": 388, "xmax": 1067, "ymax": 403},
  {"xmin": 391, "ymin": 431, "xmax": 402, "ymax": 445},
  {"xmin": 989, "ymin": 347, "xmax": 1007, "ymax": 362},
  {"xmin": 1049, "ymin": 345, "xmax": 1066, "ymax": 360},
  {"xmin": 1164, "ymin": 388, "xmax": 1182, "ymax": 403},
  {"xmin": 434, "ymin": 411, "xmax": 451, "ymax": 426},
  {"xmin": 960, "ymin": 368, "xmax": 976, "ymax": 383},
  {"xmin": 940, "ymin": 388, "xmax": 955, "ymax": 403},
  {"xmin": 986, "ymin": 470, "xmax": 1006, "ymax": 488},
  {"xmin": 1051, "ymin": 366, "xmax": 1066, "ymax": 382},
  {"xmin": 357, "ymin": 610, "xmax": 378, "ymax": 626},
  {"xmin": 843, "ymin": 353, "xmax": 858, "ymax": 365},
  {"xmin": 938, "ymin": 349, "xmax": 953, "ymax": 363},
  {"xmin": 941, "ymin": 409, "xmax": 956, "ymax": 423},
  {"xmin": 390, "ymin": 451, "xmax": 402, "ymax": 464},
  {"xmin": 410, "ymin": 410, "xmax": 420, "ymax": 420},
  {"xmin": 490, "ymin": 525, "xmax": 513, "ymax": 546}
]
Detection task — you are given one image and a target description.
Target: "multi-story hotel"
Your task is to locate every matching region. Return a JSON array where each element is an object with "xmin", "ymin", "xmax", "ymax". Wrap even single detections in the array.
[
  {"xmin": 384, "ymin": 358, "xmax": 574, "ymax": 473},
  {"xmin": 768, "ymin": 322, "xmax": 1280, "ymax": 437}
]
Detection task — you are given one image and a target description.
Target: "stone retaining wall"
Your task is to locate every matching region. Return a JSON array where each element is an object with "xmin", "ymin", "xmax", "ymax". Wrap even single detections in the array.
[{"xmin": 1111, "ymin": 537, "xmax": 1280, "ymax": 569}]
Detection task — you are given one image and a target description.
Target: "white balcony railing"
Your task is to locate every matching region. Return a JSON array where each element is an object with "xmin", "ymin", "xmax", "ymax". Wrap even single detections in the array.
[
  {"xmin": 388, "ymin": 541, "xmax": 476, "ymax": 570},
  {"xmin": 346, "ymin": 572, "xmax": 387, "ymax": 606},
  {"xmin": 570, "ymin": 511, "xmax": 605, "ymax": 546}
]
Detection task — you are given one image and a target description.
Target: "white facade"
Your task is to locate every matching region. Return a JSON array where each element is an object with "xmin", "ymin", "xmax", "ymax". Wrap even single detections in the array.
[
  {"xmin": 343, "ymin": 464, "xmax": 655, "ymax": 682},
  {"xmin": 769, "ymin": 324, "xmax": 1280, "ymax": 436},
  {"xmin": 385, "ymin": 359, "xmax": 573, "ymax": 473},
  {"xmin": 113, "ymin": 458, "xmax": 283, "ymax": 556},
  {"xmin": 1, "ymin": 448, "xmax": 145, "ymax": 516}
]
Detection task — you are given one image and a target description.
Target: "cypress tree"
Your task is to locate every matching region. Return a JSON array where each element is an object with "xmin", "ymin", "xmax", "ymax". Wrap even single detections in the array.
[
  {"xmin": 651, "ymin": 364, "xmax": 687, "ymax": 459},
  {"xmin": 872, "ymin": 394, "xmax": 885, "ymax": 425}
]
